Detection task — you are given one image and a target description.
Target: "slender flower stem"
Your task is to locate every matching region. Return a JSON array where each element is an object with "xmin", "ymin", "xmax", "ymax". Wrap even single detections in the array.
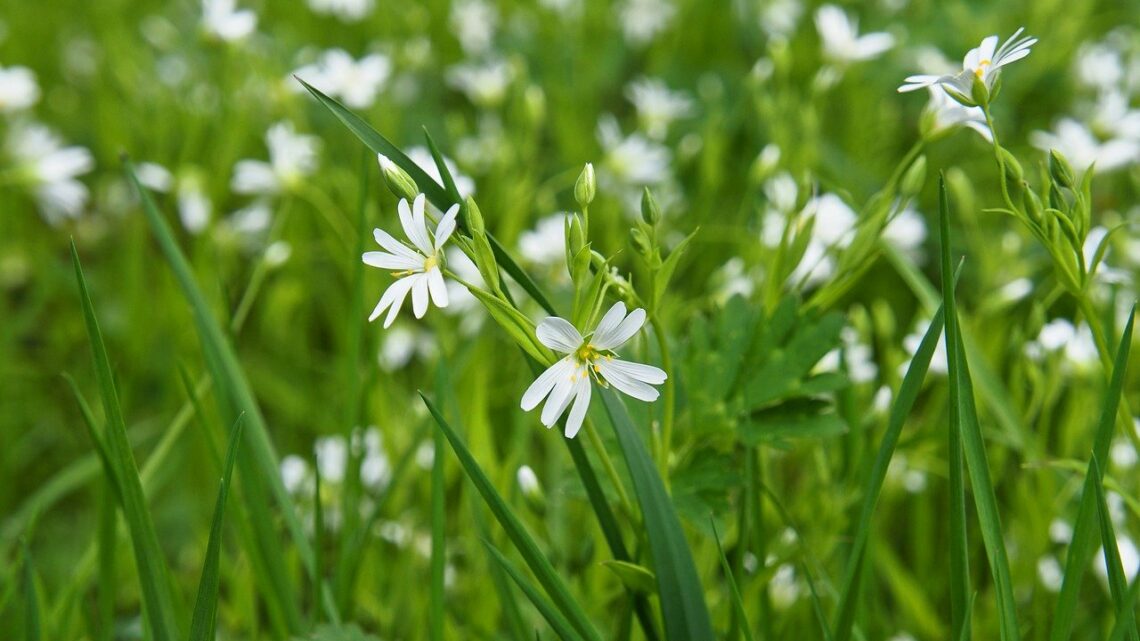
[
  {"xmin": 981, "ymin": 103, "xmax": 1019, "ymax": 214},
  {"xmin": 584, "ymin": 416, "xmax": 635, "ymax": 518},
  {"xmin": 231, "ymin": 199, "xmax": 292, "ymax": 330},
  {"xmin": 651, "ymin": 315, "xmax": 674, "ymax": 485}
]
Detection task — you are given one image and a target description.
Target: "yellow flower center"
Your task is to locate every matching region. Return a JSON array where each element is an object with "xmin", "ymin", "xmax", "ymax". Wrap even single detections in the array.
[
  {"xmin": 575, "ymin": 343, "xmax": 600, "ymax": 364},
  {"xmin": 974, "ymin": 59, "xmax": 991, "ymax": 78},
  {"xmin": 423, "ymin": 254, "xmax": 440, "ymax": 271}
]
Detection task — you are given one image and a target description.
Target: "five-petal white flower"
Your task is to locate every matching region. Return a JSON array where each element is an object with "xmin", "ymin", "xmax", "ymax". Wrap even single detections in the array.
[
  {"xmin": 521, "ymin": 302, "xmax": 667, "ymax": 438},
  {"xmin": 899, "ymin": 28, "xmax": 1036, "ymax": 102},
  {"xmin": 363, "ymin": 193, "xmax": 459, "ymax": 328}
]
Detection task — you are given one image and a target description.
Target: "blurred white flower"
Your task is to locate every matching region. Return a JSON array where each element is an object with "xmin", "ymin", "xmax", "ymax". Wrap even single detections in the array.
[
  {"xmin": 1065, "ymin": 323, "xmax": 1099, "ymax": 368},
  {"xmin": 1111, "ymin": 439, "xmax": 1138, "ymax": 469},
  {"xmin": 1076, "ymin": 42, "xmax": 1125, "ymax": 91},
  {"xmin": 446, "ymin": 58, "xmax": 513, "ymax": 108},
  {"xmin": 307, "ymin": 0, "xmax": 374, "ymax": 22},
  {"xmin": 280, "ymin": 455, "xmax": 310, "ymax": 494},
  {"xmin": 713, "ymin": 257, "xmax": 755, "ymax": 303},
  {"xmin": 264, "ymin": 241, "xmax": 292, "ymax": 267},
  {"xmin": 900, "ymin": 28, "xmax": 1036, "ymax": 103},
  {"xmin": 6, "ymin": 122, "xmax": 94, "ymax": 224},
  {"xmin": 450, "ymin": 0, "xmax": 498, "ymax": 55},
  {"xmin": 1091, "ymin": 90, "xmax": 1140, "ymax": 141},
  {"xmin": 1030, "ymin": 118, "xmax": 1139, "ymax": 173},
  {"xmin": 923, "ymin": 86, "xmax": 992, "ymax": 141},
  {"xmin": 442, "ymin": 248, "xmax": 483, "ymax": 322},
  {"xmin": 406, "ymin": 146, "xmax": 475, "ymax": 198},
  {"xmin": 314, "ymin": 435, "xmax": 348, "ymax": 483},
  {"xmin": 137, "ymin": 162, "xmax": 215, "ymax": 234},
  {"xmin": 415, "ymin": 441, "xmax": 435, "ymax": 470},
  {"xmin": 293, "ymin": 49, "xmax": 391, "ymax": 109},
  {"xmin": 996, "ymin": 277, "xmax": 1033, "ymax": 303},
  {"xmin": 597, "ymin": 115, "xmax": 671, "ymax": 189},
  {"xmin": 625, "ymin": 77, "xmax": 694, "ymax": 140},
  {"xmin": 815, "ymin": 5, "xmax": 894, "ymax": 63},
  {"xmin": 136, "ymin": 162, "xmax": 175, "ymax": 193},
  {"xmin": 883, "ymin": 208, "xmax": 927, "ymax": 258},
  {"xmin": 619, "ymin": 0, "xmax": 675, "ymax": 45},
  {"xmin": 817, "ymin": 326, "xmax": 877, "ymax": 384},
  {"xmin": 768, "ymin": 564, "xmax": 800, "ymax": 609},
  {"xmin": 518, "ymin": 214, "xmax": 567, "ymax": 267},
  {"xmin": 231, "ymin": 121, "xmax": 319, "ymax": 195},
  {"xmin": 516, "ymin": 465, "xmax": 540, "ymax": 496},
  {"xmin": 0, "ymin": 64, "xmax": 39, "ymax": 112},
  {"xmin": 886, "ymin": 453, "xmax": 928, "ymax": 493},
  {"xmin": 378, "ymin": 325, "xmax": 437, "ymax": 370},
  {"xmin": 1049, "ymin": 518, "xmax": 1073, "ymax": 544},
  {"xmin": 357, "ymin": 426, "xmax": 391, "ymax": 490},
  {"xmin": 1096, "ymin": 537, "xmax": 1140, "ymax": 591},
  {"xmin": 363, "ymin": 194, "xmax": 459, "ymax": 327},
  {"xmin": 522, "ymin": 302, "xmax": 666, "ymax": 438},
  {"xmin": 227, "ymin": 201, "xmax": 272, "ymax": 237},
  {"xmin": 759, "ymin": 0, "xmax": 802, "ymax": 38},
  {"xmin": 1037, "ymin": 555, "xmax": 1063, "ymax": 592},
  {"xmin": 901, "ymin": 322, "xmax": 948, "ymax": 376},
  {"xmin": 1037, "ymin": 318, "xmax": 1076, "ymax": 351},
  {"xmin": 201, "ymin": 0, "xmax": 257, "ymax": 42}
]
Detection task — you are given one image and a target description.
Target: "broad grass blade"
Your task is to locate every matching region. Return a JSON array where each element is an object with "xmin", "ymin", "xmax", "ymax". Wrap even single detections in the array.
[{"xmin": 599, "ymin": 389, "xmax": 714, "ymax": 641}]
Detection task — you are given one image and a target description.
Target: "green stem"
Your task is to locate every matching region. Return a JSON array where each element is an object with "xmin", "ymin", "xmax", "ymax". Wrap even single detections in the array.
[
  {"xmin": 584, "ymin": 416, "xmax": 635, "ymax": 519},
  {"xmin": 651, "ymin": 316, "xmax": 675, "ymax": 486},
  {"xmin": 981, "ymin": 104, "xmax": 1019, "ymax": 215}
]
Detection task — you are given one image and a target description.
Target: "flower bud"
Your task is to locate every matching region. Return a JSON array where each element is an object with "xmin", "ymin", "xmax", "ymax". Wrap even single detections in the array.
[
  {"xmin": 517, "ymin": 465, "xmax": 545, "ymax": 514},
  {"xmin": 999, "ymin": 148, "xmax": 1024, "ymax": 184},
  {"xmin": 900, "ymin": 155, "xmax": 927, "ymax": 197},
  {"xmin": 1049, "ymin": 149, "xmax": 1076, "ymax": 190},
  {"xmin": 465, "ymin": 196, "xmax": 485, "ymax": 236},
  {"xmin": 574, "ymin": 163, "xmax": 595, "ymax": 209},
  {"xmin": 378, "ymin": 154, "xmax": 418, "ymax": 202},
  {"xmin": 566, "ymin": 214, "xmax": 586, "ymax": 257},
  {"xmin": 629, "ymin": 226, "xmax": 652, "ymax": 257},
  {"xmin": 1022, "ymin": 188, "xmax": 1044, "ymax": 225},
  {"xmin": 640, "ymin": 187, "xmax": 661, "ymax": 225},
  {"xmin": 970, "ymin": 72, "xmax": 989, "ymax": 107}
]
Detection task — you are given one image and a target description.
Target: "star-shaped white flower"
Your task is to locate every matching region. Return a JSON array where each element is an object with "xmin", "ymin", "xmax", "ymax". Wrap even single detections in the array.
[
  {"xmin": 363, "ymin": 194, "xmax": 459, "ymax": 327},
  {"xmin": 815, "ymin": 5, "xmax": 894, "ymax": 63},
  {"xmin": 521, "ymin": 302, "xmax": 667, "ymax": 438},
  {"xmin": 899, "ymin": 28, "xmax": 1036, "ymax": 103}
]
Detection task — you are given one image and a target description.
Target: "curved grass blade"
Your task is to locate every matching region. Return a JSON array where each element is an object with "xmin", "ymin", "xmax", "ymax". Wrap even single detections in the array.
[
  {"xmin": 71, "ymin": 241, "xmax": 181, "ymax": 641},
  {"xmin": 599, "ymin": 389, "xmax": 714, "ymax": 641},
  {"xmin": 482, "ymin": 540, "xmax": 586, "ymax": 641},
  {"xmin": 296, "ymin": 78, "xmax": 556, "ymax": 315},
  {"xmin": 940, "ymin": 177, "xmax": 1019, "ymax": 640},
  {"xmin": 711, "ymin": 520, "xmax": 755, "ymax": 641},
  {"xmin": 1051, "ymin": 306, "xmax": 1135, "ymax": 641},
  {"xmin": 420, "ymin": 393, "xmax": 602, "ymax": 641},
  {"xmin": 1090, "ymin": 457, "xmax": 1139, "ymax": 641},
  {"xmin": 1108, "ymin": 571, "xmax": 1140, "ymax": 641},
  {"xmin": 188, "ymin": 416, "xmax": 245, "ymax": 641}
]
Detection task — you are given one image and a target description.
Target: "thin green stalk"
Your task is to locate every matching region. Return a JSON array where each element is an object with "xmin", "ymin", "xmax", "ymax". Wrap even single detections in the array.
[
  {"xmin": 583, "ymin": 418, "xmax": 634, "ymax": 518},
  {"xmin": 651, "ymin": 316, "xmax": 674, "ymax": 485}
]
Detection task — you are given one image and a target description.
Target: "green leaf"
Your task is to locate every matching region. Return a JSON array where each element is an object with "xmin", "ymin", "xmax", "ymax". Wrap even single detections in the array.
[
  {"xmin": 1090, "ymin": 457, "xmax": 1139, "ymax": 641},
  {"xmin": 602, "ymin": 561, "xmax": 658, "ymax": 595},
  {"xmin": 483, "ymin": 541, "xmax": 587, "ymax": 641},
  {"xmin": 599, "ymin": 389, "xmax": 714, "ymax": 641},
  {"xmin": 1051, "ymin": 306, "xmax": 1135, "ymax": 641},
  {"xmin": 296, "ymin": 78, "xmax": 556, "ymax": 315},
  {"xmin": 71, "ymin": 241, "xmax": 182, "ymax": 641},
  {"xmin": 940, "ymin": 177, "xmax": 1020, "ymax": 640},
  {"xmin": 741, "ymin": 398, "xmax": 848, "ymax": 443},
  {"xmin": 188, "ymin": 415, "xmax": 245, "ymax": 641},
  {"xmin": 710, "ymin": 521, "xmax": 756, "ymax": 641},
  {"xmin": 296, "ymin": 623, "xmax": 384, "ymax": 641},
  {"xmin": 420, "ymin": 393, "xmax": 601, "ymax": 641}
]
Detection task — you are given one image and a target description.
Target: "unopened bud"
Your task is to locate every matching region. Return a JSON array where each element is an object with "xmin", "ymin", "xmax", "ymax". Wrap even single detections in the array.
[
  {"xmin": 970, "ymin": 73, "xmax": 989, "ymax": 107},
  {"xmin": 640, "ymin": 187, "xmax": 661, "ymax": 225},
  {"xmin": 1049, "ymin": 149, "xmax": 1076, "ymax": 190},
  {"xmin": 999, "ymin": 148, "xmax": 1024, "ymax": 183},
  {"xmin": 629, "ymin": 227, "xmax": 652, "ymax": 257},
  {"xmin": 465, "ymin": 196, "xmax": 485, "ymax": 236},
  {"xmin": 1023, "ymin": 188, "xmax": 1044, "ymax": 224},
  {"xmin": 378, "ymin": 154, "xmax": 418, "ymax": 202},
  {"xmin": 574, "ymin": 163, "xmax": 595, "ymax": 208},
  {"xmin": 567, "ymin": 214, "xmax": 585, "ymax": 256},
  {"xmin": 900, "ymin": 155, "xmax": 927, "ymax": 196},
  {"xmin": 517, "ymin": 465, "xmax": 545, "ymax": 514}
]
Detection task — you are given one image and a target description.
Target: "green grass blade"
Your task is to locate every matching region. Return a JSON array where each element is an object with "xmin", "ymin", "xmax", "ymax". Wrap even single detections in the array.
[
  {"xmin": 1051, "ymin": 306, "xmax": 1135, "ymax": 641},
  {"xmin": 22, "ymin": 541, "xmax": 40, "ymax": 641},
  {"xmin": 482, "ymin": 540, "xmax": 586, "ymax": 641},
  {"xmin": 95, "ymin": 481, "xmax": 116, "ymax": 641},
  {"xmin": 430, "ymin": 405, "xmax": 446, "ymax": 641},
  {"xmin": 937, "ymin": 176, "xmax": 972, "ymax": 640},
  {"xmin": 1090, "ymin": 457, "xmax": 1139, "ymax": 640},
  {"xmin": 1108, "ymin": 570, "xmax": 1140, "ymax": 641},
  {"xmin": 125, "ymin": 159, "xmax": 317, "ymax": 631},
  {"xmin": 711, "ymin": 520, "xmax": 755, "ymax": 641},
  {"xmin": 71, "ymin": 241, "xmax": 182, "ymax": 641},
  {"xmin": 420, "ymin": 393, "xmax": 602, "ymax": 641},
  {"xmin": 940, "ymin": 177, "xmax": 1020, "ymax": 640},
  {"xmin": 471, "ymin": 496, "xmax": 530, "ymax": 640},
  {"xmin": 312, "ymin": 451, "xmax": 325, "ymax": 626},
  {"xmin": 188, "ymin": 416, "xmax": 245, "ymax": 641},
  {"xmin": 832, "ymin": 303, "xmax": 947, "ymax": 641},
  {"xmin": 599, "ymin": 389, "xmax": 715, "ymax": 641},
  {"xmin": 296, "ymin": 78, "xmax": 556, "ymax": 315}
]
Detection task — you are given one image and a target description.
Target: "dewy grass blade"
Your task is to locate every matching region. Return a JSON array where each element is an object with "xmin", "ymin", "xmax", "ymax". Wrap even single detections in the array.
[
  {"xmin": 482, "ymin": 540, "xmax": 586, "ymax": 641},
  {"xmin": 599, "ymin": 389, "xmax": 715, "ymax": 641},
  {"xmin": 832, "ymin": 299, "xmax": 949, "ymax": 641},
  {"xmin": 70, "ymin": 241, "xmax": 181, "ymax": 641},
  {"xmin": 940, "ymin": 177, "xmax": 1020, "ymax": 640},
  {"xmin": 1090, "ymin": 457, "xmax": 1139, "ymax": 641},
  {"xmin": 188, "ymin": 415, "xmax": 244, "ymax": 641},
  {"xmin": 126, "ymin": 159, "xmax": 320, "ymax": 630},
  {"xmin": 1051, "ymin": 306, "xmax": 1135, "ymax": 641},
  {"xmin": 296, "ymin": 78, "xmax": 556, "ymax": 315},
  {"xmin": 938, "ymin": 176, "xmax": 971, "ymax": 641},
  {"xmin": 420, "ymin": 393, "xmax": 602, "ymax": 641}
]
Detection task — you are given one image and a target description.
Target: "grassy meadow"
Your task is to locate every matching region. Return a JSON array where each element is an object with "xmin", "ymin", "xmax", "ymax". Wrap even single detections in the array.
[{"xmin": 3, "ymin": 0, "xmax": 1140, "ymax": 639}]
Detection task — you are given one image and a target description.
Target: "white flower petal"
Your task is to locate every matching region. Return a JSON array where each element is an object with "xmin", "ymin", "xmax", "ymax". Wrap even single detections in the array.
[
  {"xmin": 369, "ymin": 276, "xmax": 414, "ymax": 326},
  {"xmin": 399, "ymin": 196, "xmax": 433, "ymax": 255},
  {"xmin": 363, "ymin": 251, "xmax": 421, "ymax": 271},
  {"xmin": 593, "ymin": 307, "xmax": 647, "ymax": 351},
  {"xmin": 411, "ymin": 273, "xmax": 430, "ymax": 318},
  {"xmin": 602, "ymin": 358, "xmax": 667, "ymax": 385},
  {"xmin": 564, "ymin": 377, "xmax": 592, "ymax": 438},
  {"xmin": 541, "ymin": 367, "xmax": 581, "ymax": 426},
  {"xmin": 373, "ymin": 228, "xmax": 422, "ymax": 261},
  {"xmin": 596, "ymin": 359, "xmax": 659, "ymax": 402},
  {"xmin": 536, "ymin": 317, "xmax": 583, "ymax": 352},
  {"xmin": 521, "ymin": 357, "xmax": 574, "ymax": 411},
  {"xmin": 434, "ymin": 204, "xmax": 460, "ymax": 250},
  {"xmin": 590, "ymin": 302, "xmax": 628, "ymax": 345},
  {"xmin": 428, "ymin": 268, "xmax": 449, "ymax": 308}
]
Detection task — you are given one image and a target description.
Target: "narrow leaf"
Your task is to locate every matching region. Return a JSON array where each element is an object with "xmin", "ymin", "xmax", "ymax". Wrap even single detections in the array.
[{"xmin": 482, "ymin": 541, "xmax": 586, "ymax": 641}]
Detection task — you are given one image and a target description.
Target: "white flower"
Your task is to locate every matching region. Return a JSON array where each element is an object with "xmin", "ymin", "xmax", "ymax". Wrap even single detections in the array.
[
  {"xmin": 314, "ymin": 436, "xmax": 348, "ymax": 483},
  {"xmin": 177, "ymin": 173, "xmax": 212, "ymax": 234},
  {"xmin": 0, "ymin": 65, "xmax": 39, "ymax": 113},
  {"xmin": 759, "ymin": 0, "xmax": 802, "ymax": 38},
  {"xmin": 446, "ymin": 58, "xmax": 513, "ymax": 108},
  {"xmin": 1049, "ymin": 518, "xmax": 1073, "ymax": 544},
  {"xmin": 450, "ymin": 0, "xmax": 498, "ymax": 55},
  {"xmin": 306, "ymin": 0, "xmax": 374, "ymax": 22},
  {"xmin": 280, "ymin": 455, "xmax": 310, "ymax": 494},
  {"xmin": 1038, "ymin": 555, "xmax": 1063, "ymax": 592},
  {"xmin": 363, "ymin": 194, "xmax": 460, "ymax": 327},
  {"xmin": 597, "ymin": 115, "xmax": 672, "ymax": 187},
  {"xmin": 521, "ymin": 302, "xmax": 667, "ymax": 438},
  {"xmin": 231, "ymin": 121, "xmax": 318, "ymax": 195},
  {"xmin": 518, "ymin": 214, "xmax": 567, "ymax": 267},
  {"xmin": 815, "ymin": 5, "xmax": 894, "ymax": 63},
  {"xmin": 7, "ymin": 122, "xmax": 94, "ymax": 224},
  {"xmin": 1076, "ymin": 42, "xmax": 1124, "ymax": 91},
  {"xmin": 619, "ymin": 0, "xmax": 675, "ymax": 45},
  {"xmin": 883, "ymin": 208, "xmax": 928, "ymax": 256},
  {"xmin": 1030, "ymin": 118, "xmax": 1139, "ymax": 173},
  {"xmin": 516, "ymin": 465, "xmax": 540, "ymax": 496},
  {"xmin": 201, "ymin": 0, "xmax": 257, "ymax": 42},
  {"xmin": 625, "ymin": 77, "xmax": 694, "ymax": 140},
  {"xmin": 901, "ymin": 322, "xmax": 948, "ymax": 376},
  {"xmin": 293, "ymin": 49, "xmax": 391, "ymax": 109},
  {"xmin": 899, "ymin": 28, "xmax": 1036, "ymax": 103},
  {"xmin": 923, "ymin": 86, "xmax": 992, "ymax": 141},
  {"xmin": 1037, "ymin": 318, "xmax": 1076, "ymax": 351},
  {"xmin": 378, "ymin": 325, "xmax": 437, "ymax": 370}
]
